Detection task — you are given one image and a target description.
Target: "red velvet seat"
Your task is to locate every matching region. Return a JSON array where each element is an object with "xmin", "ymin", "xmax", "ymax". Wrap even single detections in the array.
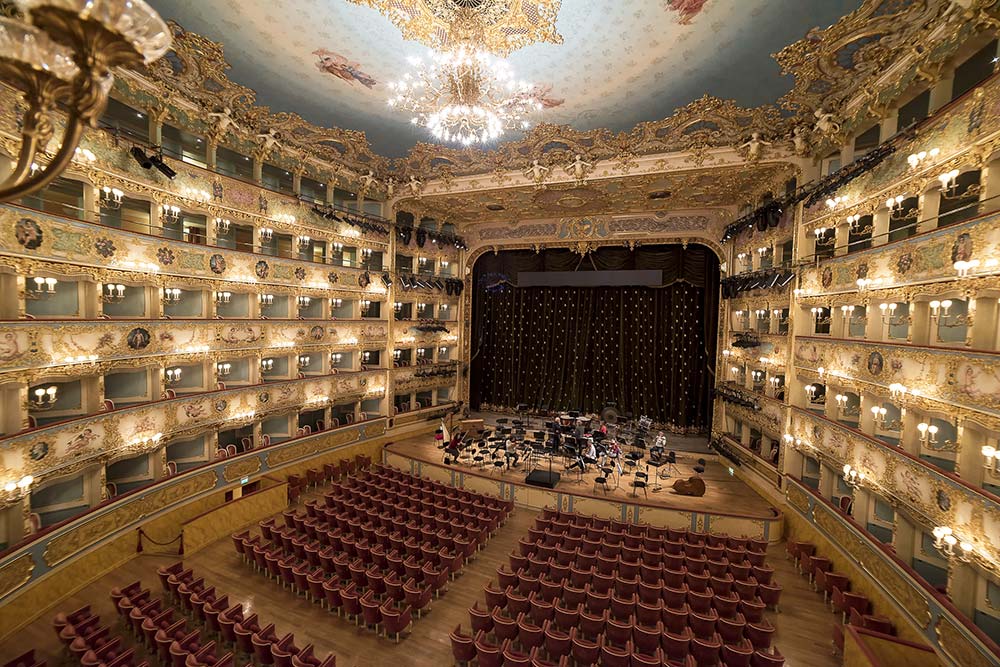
[
  {"xmin": 722, "ymin": 642, "xmax": 754, "ymax": 667},
  {"xmin": 745, "ymin": 622, "xmax": 774, "ymax": 651},
  {"xmin": 552, "ymin": 601, "xmax": 581, "ymax": 632},
  {"xmin": 380, "ymin": 601, "xmax": 412, "ymax": 643},
  {"xmin": 450, "ymin": 625, "xmax": 476, "ymax": 665},
  {"xmin": 570, "ymin": 630, "xmax": 602, "ymax": 667},
  {"xmin": 690, "ymin": 636, "xmax": 722, "ymax": 666},
  {"xmin": 474, "ymin": 631, "xmax": 504, "ymax": 667}
]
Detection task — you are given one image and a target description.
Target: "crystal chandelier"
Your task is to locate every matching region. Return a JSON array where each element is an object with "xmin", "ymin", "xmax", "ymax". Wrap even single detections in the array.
[
  {"xmin": 387, "ymin": 43, "xmax": 541, "ymax": 145},
  {"xmin": 0, "ymin": 0, "xmax": 171, "ymax": 202}
]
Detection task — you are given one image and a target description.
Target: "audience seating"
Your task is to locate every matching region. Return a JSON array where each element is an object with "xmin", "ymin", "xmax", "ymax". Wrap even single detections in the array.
[
  {"xmin": 783, "ymin": 535, "xmax": 901, "ymax": 656},
  {"xmin": 48, "ymin": 560, "xmax": 336, "ymax": 667},
  {"xmin": 233, "ymin": 463, "xmax": 511, "ymax": 643},
  {"xmin": 456, "ymin": 510, "xmax": 785, "ymax": 667}
]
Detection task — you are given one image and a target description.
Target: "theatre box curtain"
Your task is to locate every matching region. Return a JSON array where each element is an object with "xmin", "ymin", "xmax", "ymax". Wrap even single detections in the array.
[{"xmin": 470, "ymin": 244, "xmax": 719, "ymax": 433}]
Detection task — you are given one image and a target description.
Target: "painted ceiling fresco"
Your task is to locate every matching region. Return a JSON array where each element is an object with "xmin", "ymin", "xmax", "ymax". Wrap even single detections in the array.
[{"xmin": 149, "ymin": 0, "xmax": 863, "ymax": 157}]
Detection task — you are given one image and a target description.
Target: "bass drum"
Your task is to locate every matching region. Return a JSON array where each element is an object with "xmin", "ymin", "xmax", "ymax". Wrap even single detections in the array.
[{"xmin": 600, "ymin": 406, "xmax": 620, "ymax": 424}]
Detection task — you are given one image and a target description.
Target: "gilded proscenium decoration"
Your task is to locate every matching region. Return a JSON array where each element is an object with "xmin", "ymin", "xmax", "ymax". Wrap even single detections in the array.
[
  {"xmin": 347, "ymin": 0, "xmax": 563, "ymax": 57},
  {"xmin": 398, "ymin": 96, "xmax": 794, "ymax": 181},
  {"xmin": 406, "ymin": 164, "xmax": 794, "ymax": 227}
]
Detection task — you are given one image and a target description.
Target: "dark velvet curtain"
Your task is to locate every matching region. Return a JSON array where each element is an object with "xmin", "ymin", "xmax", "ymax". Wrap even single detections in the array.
[{"xmin": 470, "ymin": 244, "xmax": 719, "ymax": 433}]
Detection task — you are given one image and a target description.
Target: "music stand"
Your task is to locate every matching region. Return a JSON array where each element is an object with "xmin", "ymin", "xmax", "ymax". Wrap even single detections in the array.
[
  {"xmin": 645, "ymin": 459, "xmax": 666, "ymax": 492},
  {"xmin": 516, "ymin": 403, "xmax": 531, "ymax": 428}
]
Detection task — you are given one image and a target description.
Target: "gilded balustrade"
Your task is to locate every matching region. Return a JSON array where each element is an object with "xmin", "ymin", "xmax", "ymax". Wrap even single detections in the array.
[
  {"xmin": 0, "ymin": 206, "xmax": 390, "ymax": 292},
  {"xmin": 0, "ymin": 369, "xmax": 386, "ymax": 492},
  {"xmin": 0, "ymin": 318, "xmax": 386, "ymax": 380},
  {"xmin": 794, "ymin": 336, "xmax": 1000, "ymax": 423},
  {"xmin": 800, "ymin": 74, "xmax": 1000, "ymax": 230},
  {"xmin": 0, "ymin": 415, "xmax": 392, "ymax": 603},
  {"xmin": 786, "ymin": 407, "xmax": 1000, "ymax": 570}
]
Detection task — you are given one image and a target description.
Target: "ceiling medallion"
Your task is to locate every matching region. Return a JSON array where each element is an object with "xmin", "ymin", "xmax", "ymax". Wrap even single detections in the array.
[{"xmin": 348, "ymin": 0, "xmax": 563, "ymax": 56}]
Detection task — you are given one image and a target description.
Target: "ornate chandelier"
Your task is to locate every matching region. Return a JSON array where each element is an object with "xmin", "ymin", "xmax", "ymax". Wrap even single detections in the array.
[
  {"xmin": 0, "ymin": 0, "xmax": 171, "ymax": 203},
  {"xmin": 387, "ymin": 43, "xmax": 541, "ymax": 145}
]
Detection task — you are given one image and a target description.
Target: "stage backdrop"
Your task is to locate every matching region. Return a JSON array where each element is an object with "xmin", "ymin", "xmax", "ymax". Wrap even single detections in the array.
[{"xmin": 470, "ymin": 244, "xmax": 720, "ymax": 433}]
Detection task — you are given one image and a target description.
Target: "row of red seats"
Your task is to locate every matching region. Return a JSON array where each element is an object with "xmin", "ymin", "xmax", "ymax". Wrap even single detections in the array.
[
  {"xmin": 155, "ymin": 562, "xmax": 336, "ymax": 667},
  {"xmin": 535, "ymin": 511, "xmax": 766, "ymax": 553},
  {"xmin": 234, "ymin": 531, "xmax": 418, "ymax": 642},
  {"xmin": 53, "ymin": 603, "xmax": 147, "ymax": 667},
  {"xmin": 287, "ymin": 453, "xmax": 371, "ymax": 503},
  {"xmin": 497, "ymin": 557, "xmax": 781, "ymax": 618},
  {"xmin": 511, "ymin": 542, "xmax": 775, "ymax": 591},
  {"xmin": 336, "ymin": 463, "xmax": 513, "ymax": 515},
  {"xmin": 785, "ymin": 541, "xmax": 894, "ymax": 653},
  {"xmin": 459, "ymin": 607, "xmax": 785, "ymax": 667},
  {"xmin": 242, "ymin": 527, "xmax": 454, "ymax": 603},
  {"xmin": 519, "ymin": 528, "xmax": 768, "ymax": 568},
  {"xmin": 293, "ymin": 497, "xmax": 494, "ymax": 550},
  {"xmin": 484, "ymin": 577, "xmax": 777, "ymax": 632},
  {"xmin": 252, "ymin": 516, "xmax": 480, "ymax": 573},
  {"xmin": 326, "ymin": 474, "xmax": 510, "ymax": 520}
]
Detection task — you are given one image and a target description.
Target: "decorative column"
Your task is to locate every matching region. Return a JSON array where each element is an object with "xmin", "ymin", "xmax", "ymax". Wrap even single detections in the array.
[
  {"xmin": 947, "ymin": 561, "xmax": 978, "ymax": 618},
  {"xmin": 326, "ymin": 179, "xmax": 337, "ymax": 205},
  {"xmin": 292, "ymin": 168, "xmax": 303, "ymax": 197},
  {"xmin": 879, "ymin": 109, "xmax": 899, "ymax": 141},
  {"xmin": 83, "ymin": 183, "xmax": 99, "ymax": 224},
  {"xmin": 910, "ymin": 301, "xmax": 931, "ymax": 346},
  {"xmin": 206, "ymin": 141, "xmax": 218, "ymax": 171},
  {"xmin": 917, "ymin": 188, "xmax": 942, "ymax": 233},
  {"xmin": 928, "ymin": 69, "xmax": 956, "ymax": 113},
  {"xmin": 899, "ymin": 409, "xmax": 921, "ymax": 457},
  {"xmin": 148, "ymin": 110, "xmax": 163, "ymax": 147},
  {"xmin": 833, "ymin": 221, "xmax": 850, "ymax": 257},
  {"xmin": 872, "ymin": 208, "xmax": 891, "ymax": 247},
  {"xmin": 839, "ymin": 137, "xmax": 855, "ymax": 168}
]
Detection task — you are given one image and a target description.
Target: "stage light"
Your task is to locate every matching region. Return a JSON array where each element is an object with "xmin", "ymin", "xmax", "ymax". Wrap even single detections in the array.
[
  {"xmin": 130, "ymin": 146, "xmax": 152, "ymax": 169},
  {"xmin": 150, "ymin": 153, "xmax": 177, "ymax": 179}
]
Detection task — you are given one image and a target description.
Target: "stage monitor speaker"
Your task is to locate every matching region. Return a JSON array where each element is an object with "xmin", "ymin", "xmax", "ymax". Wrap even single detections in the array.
[{"xmin": 526, "ymin": 470, "xmax": 561, "ymax": 489}]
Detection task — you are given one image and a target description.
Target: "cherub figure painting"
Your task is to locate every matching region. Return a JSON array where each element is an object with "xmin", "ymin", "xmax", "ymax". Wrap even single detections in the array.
[
  {"xmin": 665, "ymin": 0, "xmax": 710, "ymax": 24},
  {"xmin": 313, "ymin": 49, "xmax": 377, "ymax": 89}
]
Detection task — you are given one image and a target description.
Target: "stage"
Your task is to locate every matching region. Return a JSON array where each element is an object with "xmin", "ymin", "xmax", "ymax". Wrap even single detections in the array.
[{"xmin": 384, "ymin": 429, "xmax": 782, "ymax": 542}]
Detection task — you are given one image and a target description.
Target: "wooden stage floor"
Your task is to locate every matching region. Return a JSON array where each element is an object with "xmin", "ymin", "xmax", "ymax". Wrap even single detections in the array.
[
  {"xmin": 0, "ymin": 492, "xmax": 838, "ymax": 667},
  {"xmin": 387, "ymin": 435, "xmax": 778, "ymax": 521}
]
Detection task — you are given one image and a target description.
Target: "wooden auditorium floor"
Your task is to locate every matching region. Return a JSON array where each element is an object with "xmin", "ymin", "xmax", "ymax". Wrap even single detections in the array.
[
  {"xmin": 0, "ymin": 489, "xmax": 839, "ymax": 667},
  {"xmin": 387, "ymin": 436, "xmax": 777, "ymax": 520}
]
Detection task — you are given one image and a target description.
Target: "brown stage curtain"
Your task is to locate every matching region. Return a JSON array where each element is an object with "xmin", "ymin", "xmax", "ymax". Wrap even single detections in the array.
[{"xmin": 470, "ymin": 244, "xmax": 719, "ymax": 433}]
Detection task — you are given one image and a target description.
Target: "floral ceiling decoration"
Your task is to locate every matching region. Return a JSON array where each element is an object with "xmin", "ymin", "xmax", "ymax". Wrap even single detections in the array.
[{"xmin": 345, "ymin": 0, "xmax": 564, "ymax": 56}]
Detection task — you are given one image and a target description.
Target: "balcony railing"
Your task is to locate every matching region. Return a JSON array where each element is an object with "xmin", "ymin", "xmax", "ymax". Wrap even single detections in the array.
[
  {"xmin": 785, "ymin": 475, "xmax": 1000, "ymax": 667},
  {"xmin": 0, "ymin": 414, "xmax": 403, "ymax": 602}
]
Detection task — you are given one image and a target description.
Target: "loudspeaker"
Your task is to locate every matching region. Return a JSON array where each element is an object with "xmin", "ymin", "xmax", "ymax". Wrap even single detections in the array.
[{"xmin": 525, "ymin": 470, "xmax": 561, "ymax": 489}]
